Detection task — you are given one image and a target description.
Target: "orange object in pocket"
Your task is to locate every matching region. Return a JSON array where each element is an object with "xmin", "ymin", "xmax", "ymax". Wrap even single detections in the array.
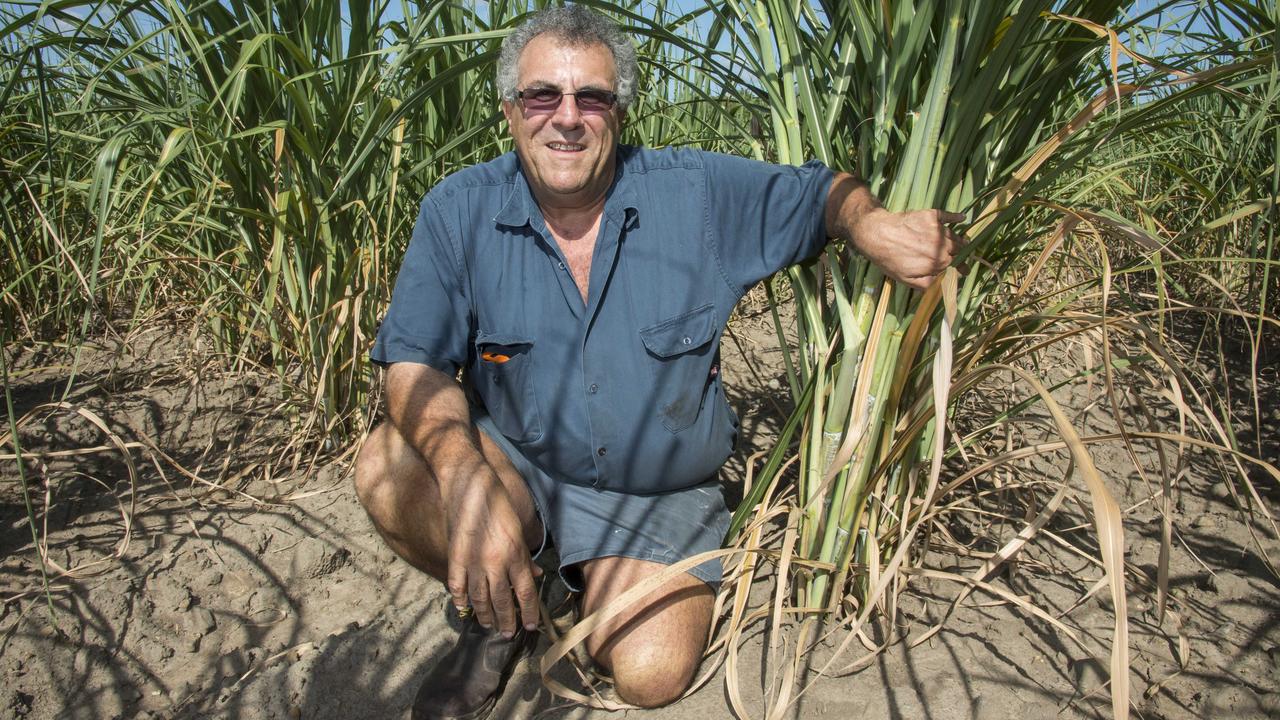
[{"xmin": 481, "ymin": 351, "xmax": 511, "ymax": 364}]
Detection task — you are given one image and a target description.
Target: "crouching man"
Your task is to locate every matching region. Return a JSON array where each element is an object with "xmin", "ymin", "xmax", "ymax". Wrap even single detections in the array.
[{"xmin": 354, "ymin": 5, "xmax": 962, "ymax": 718}]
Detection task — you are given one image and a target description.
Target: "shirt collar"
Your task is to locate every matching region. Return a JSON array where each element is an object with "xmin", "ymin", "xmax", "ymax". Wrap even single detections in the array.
[
  {"xmin": 493, "ymin": 166, "xmax": 534, "ymax": 228},
  {"xmin": 492, "ymin": 146, "xmax": 640, "ymax": 230}
]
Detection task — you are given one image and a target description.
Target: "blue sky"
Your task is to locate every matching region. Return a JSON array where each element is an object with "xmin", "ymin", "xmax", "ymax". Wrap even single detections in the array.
[
  {"xmin": 24, "ymin": 0, "xmax": 1237, "ymax": 48},
  {"xmin": 370, "ymin": 0, "xmax": 1238, "ymax": 55},
  {"xmin": 1124, "ymin": 0, "xmax": 1236, "ymax": 55},
  {"xmin": 17, "ymin": 0, "xmax": 1242, "ymax": 67}
]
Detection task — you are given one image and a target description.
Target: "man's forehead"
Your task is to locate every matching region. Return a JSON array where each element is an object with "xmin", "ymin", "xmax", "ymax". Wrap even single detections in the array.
[
  {"xmin": 524, "ymin": 31, "xmax": 612, "ymax": 53},
  {"xmin": 517, "ymin": 34, "xmax": 617, "ymax": 79}
]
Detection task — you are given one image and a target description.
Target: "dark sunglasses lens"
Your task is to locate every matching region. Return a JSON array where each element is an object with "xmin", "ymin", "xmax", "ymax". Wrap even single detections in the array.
[
  {"xmin": 575, "ymin": 90, "xmax": 615, "ymax": 110},
  {"xmin": 523, "ymin": 89, "xmax": 562, "ymax": 109}
]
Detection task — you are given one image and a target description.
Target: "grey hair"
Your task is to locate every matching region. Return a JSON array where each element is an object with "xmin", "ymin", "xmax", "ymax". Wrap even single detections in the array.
[{"xmin": 497, "ymin": 5, "xmax": 638, "ymax": 110}]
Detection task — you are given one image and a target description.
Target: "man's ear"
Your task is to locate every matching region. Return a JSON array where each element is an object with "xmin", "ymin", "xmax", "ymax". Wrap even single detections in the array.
[{"xmin": 501, "ymin": 99, "xmax": 515, "ymax": 125}]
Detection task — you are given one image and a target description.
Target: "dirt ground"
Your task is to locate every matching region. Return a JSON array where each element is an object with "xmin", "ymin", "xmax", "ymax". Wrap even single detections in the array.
[{"xmin": 2, "ymin": 313, "xmax": 1279, "ymax": 720}]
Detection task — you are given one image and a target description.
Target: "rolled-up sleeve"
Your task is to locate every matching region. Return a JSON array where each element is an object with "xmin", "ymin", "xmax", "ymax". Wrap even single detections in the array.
[
  {"xmin": 703, "ymin": 153, "xmax": 834, "ymax": 294},
  {"xmin": 370, "ymin": 194, "xmax": 470, "ymax": 375}
]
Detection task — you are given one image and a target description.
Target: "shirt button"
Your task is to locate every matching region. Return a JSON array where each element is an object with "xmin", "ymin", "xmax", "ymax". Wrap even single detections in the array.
[
  {"xmin": 558, "ymin": 261, "xmax": 566, "ymax": 270},
  {"xmin": 597, "ymin": 447, "xmax": 607, "ymax": 457},
  {"xmin": 681, "ymin": 336, "xmax": 692, "ymax": 345},
  {"xmin": 588, "ymin": 383, "xmax": 599, "ymax": 394}
]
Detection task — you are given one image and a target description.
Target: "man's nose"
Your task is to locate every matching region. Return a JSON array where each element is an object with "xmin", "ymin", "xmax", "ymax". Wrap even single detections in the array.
[{"xmin": 550, "ymin": 93, "xmax": 583, "ymax": 128}]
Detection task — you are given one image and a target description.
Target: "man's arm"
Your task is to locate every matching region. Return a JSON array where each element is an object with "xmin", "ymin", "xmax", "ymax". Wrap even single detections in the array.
[
  {"xmin": 385, "ymin": 362, "xmax": 541, "ymax": 638},
  {"xmin": 824, "ymin": 172, "xmax": 965, "ymax": 290}
]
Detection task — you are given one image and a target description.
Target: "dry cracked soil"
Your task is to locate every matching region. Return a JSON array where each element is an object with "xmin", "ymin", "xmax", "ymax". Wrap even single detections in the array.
[{"xmin": 2, "ymin": 314, "xmax": 1279, "ymax": 720}]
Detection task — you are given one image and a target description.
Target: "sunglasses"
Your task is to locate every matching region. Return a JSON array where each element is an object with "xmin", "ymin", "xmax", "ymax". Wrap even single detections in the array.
[{"xmin": 515, "ymin": 87, "xmax": 618, "ymax": 113}]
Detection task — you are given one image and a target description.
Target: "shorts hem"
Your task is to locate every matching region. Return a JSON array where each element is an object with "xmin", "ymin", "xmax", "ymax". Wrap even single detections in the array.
[{"xmin": 557, "ymin": 549, "xmax": 722, "ymax": 593}]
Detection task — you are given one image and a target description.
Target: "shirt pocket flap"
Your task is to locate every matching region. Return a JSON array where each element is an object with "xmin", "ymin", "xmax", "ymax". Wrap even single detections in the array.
[
  {"xmin": 639, "ymin": 303, "xmax": 716, "ymax": 358},
  {"xmin": 475, "ymin": 331, "xmax": 535, "ymax": 350}
]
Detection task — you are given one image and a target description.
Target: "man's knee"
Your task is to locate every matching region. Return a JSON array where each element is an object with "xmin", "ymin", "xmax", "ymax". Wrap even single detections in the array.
[
  {"xmin": 580, "ymin": 558, "xmax": 712, "ymax": 708},
  {"xmin": 353, "ymin": 422, "xmax": 405, "ymax": 509},
  {"xmin": 609, "ymin": 646, "xmax": 699, "ymax": 708}
]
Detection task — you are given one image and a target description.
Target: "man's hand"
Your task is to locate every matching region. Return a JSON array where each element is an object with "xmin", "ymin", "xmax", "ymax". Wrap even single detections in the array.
[
  {"xmin": 384, "ymin": 362, "xmax": 542, "ymax": 638},
  {"xmin": 850, "ymin": 207, "xmax": 966, "ymax": 290},
  {"xmin": 825, "ymin": 172, "xmax": 966, "ymax": 290},
  {"xmin": 444, "ymin": 471, "xmax": 542, "ymax": 638}
]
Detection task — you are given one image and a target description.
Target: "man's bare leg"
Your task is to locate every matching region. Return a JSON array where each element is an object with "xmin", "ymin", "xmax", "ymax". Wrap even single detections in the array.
[
  {"xmin": 355, "ymin": 420, "xmax": 546, "ymax": 719},
  {"xmin": 353, "ymin": 420, "xmax": 543, "ymax": 581},
  {"xmin": 358, "ymin": 423, "xmax": 713, "ymax": 709},
  {"xmin": 579, "ymin": 557, "xmax": 715, "ymax": 708}
]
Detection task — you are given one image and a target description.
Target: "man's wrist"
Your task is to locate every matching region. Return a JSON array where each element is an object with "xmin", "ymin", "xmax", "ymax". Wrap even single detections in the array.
[
  {"xmin": 439, "ymin": 461, "xmax": 506, "ymax": 535},
  {"xmin": 848, "ymin": 206, "xmax": 890, "ymax": 255},
  {"xmin": 825, "ymin": 172, "xmax": 884, "ymax": 246}
]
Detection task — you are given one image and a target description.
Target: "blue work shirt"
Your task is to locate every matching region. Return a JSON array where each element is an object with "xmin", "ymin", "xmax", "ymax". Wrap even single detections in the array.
[{"xmin": 371, "ymin": 145, "xmax": 834, "ymax": 494}]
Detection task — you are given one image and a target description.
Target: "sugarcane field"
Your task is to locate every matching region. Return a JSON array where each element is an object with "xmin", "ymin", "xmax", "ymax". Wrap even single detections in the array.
[{"xmin": 2, "ymin": 1, "xmax": 1277, "ymax": 719}]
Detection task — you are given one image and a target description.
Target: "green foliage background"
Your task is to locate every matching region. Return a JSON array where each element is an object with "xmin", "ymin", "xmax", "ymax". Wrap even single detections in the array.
[
  {"xmin": 1, "ymin": 2, "xmax": 1275, "ymax": 713},
  {"xmin": 1, "ymin": 0, "xmax": 1271, "ymax": 438}
]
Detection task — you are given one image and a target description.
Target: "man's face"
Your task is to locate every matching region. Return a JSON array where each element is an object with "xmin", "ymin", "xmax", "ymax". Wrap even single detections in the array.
[{"xmin": 502, "ymin": 34, "xmax": 621, "ymax": 207}]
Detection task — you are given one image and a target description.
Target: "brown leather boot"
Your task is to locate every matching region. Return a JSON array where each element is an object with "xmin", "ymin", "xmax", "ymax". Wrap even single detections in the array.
[{"xmin": 410, "ymin": 607, "xmax": 535, "ymax": 720}]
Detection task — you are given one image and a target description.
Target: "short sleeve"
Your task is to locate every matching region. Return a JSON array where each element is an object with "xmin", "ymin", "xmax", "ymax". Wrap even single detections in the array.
[
  {"xmin": 370, "ymin": 195, "xmax": 470, "ymax": 375},
  {"xmin": 703, "ymin": 153, "xmax": 834, "ymax": 294}
]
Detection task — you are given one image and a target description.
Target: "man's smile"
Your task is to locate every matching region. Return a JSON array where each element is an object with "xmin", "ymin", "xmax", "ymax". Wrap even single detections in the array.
[{"xmin": 500, "ymin": 34, "xmax": 620, "ymax": 207}]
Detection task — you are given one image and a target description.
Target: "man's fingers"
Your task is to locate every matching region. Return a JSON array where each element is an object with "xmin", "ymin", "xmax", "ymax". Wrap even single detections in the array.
[
  {"xmin": 447, "ymin": 567, "xmax": 470, "ymax": 614},
  {"xmin": 941, "ymin": 210, "xmax": 967, "ymax": 224},
  {"xmin": 488, "ymin": 574, "xmax": 518, "ymax": 638},
  {"xmin": 512, "ymin": 564, "xmax": 541, "ymax": 632},
  {"xmin": 469, "ymin": 576, "xmax": 495, "ymax": 629},
  {"xmin": 902, "ymin": 273, "xmax": 932, "ymax": 291}
]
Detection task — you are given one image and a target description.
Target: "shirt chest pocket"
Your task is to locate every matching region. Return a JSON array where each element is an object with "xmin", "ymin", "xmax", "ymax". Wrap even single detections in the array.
[
  {"xmin": 473, "ymin": 332, "xmax": 543, "ymax": 443},
  {"xmin": 638, "ymin": 303, "xmax": 718, "ymax": 433}
]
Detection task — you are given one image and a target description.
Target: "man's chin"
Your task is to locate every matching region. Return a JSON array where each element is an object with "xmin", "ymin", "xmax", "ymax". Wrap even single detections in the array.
[
  {"xmin": 542, "ymin": 176, "xmax": 592, "ymax": 196},
  {"xmin": 527, "ymin": 163, "xmax": 613, "ymax": 202}
]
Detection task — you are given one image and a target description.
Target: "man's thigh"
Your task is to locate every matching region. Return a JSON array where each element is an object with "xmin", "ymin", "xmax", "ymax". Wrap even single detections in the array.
[{"xmin": 578, "ymin": 556, "xmax": 714, "ymax": 695}]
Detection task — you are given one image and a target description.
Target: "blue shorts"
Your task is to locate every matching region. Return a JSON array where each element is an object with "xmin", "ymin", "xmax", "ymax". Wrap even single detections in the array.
[{"xmin": 473, "ymin": 411, "xmax": 730, "ymax": 592}]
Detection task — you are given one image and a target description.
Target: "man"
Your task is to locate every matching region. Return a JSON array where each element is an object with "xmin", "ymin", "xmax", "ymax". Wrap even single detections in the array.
[{"xmin": 355, "ymin": 5, "xmax": 962, "ymax": 719}]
